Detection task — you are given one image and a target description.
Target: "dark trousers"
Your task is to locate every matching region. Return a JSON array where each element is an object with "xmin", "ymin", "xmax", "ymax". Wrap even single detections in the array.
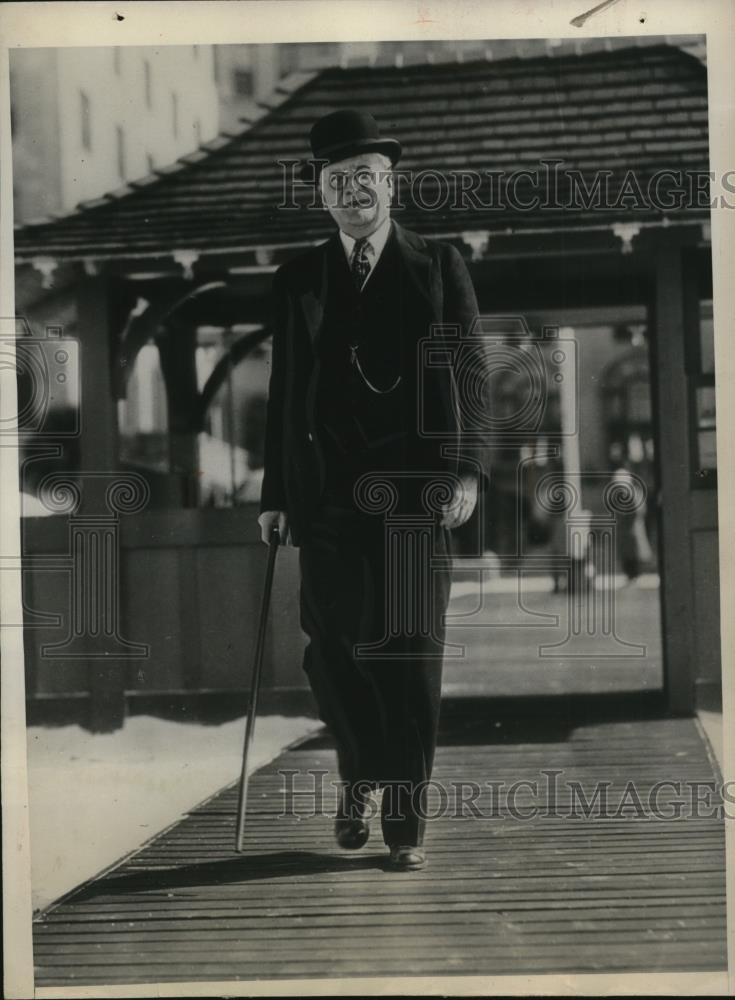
[{"xmin": 299, "ymin": 500, "xmax": 451, "ymax": 847}]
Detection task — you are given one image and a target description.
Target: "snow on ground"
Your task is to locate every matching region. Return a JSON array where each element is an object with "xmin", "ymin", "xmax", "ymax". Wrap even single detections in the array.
[{"xmin": 27, "ymin": 713, "xmax": 323, "ymax": 913}]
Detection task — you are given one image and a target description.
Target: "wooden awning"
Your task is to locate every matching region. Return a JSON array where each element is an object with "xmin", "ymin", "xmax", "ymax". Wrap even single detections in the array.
[{"xmin": 14, "ymin": 44, "xmax": 709, "ymax": 268}]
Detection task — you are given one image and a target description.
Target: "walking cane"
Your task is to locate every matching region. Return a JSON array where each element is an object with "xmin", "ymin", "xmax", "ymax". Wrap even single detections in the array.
[{"xmin": 235, "ymin": 525, "xmax": 281, "ymax": 853}]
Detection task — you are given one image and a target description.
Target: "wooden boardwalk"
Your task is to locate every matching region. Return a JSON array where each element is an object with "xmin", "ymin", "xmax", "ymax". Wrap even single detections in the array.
[{"xmin": 33, "ymin": 713, "xmax": 727, "ymax": 985}]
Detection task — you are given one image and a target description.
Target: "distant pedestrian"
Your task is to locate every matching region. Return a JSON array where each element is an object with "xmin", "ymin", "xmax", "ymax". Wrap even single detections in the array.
[{"xmin": 610, "ymin": 464, "xmax": 653, "ymax": 583}]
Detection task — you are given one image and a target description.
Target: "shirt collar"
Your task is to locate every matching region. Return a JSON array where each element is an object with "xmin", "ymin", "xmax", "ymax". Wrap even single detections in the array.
[{"xmin": 339, "ymin": 215, "xmax": 392, "ymax": 263}]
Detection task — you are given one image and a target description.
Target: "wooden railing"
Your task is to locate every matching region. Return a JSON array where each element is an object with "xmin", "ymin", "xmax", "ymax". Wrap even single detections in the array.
[{"xmin": 21, "ymin": 505, "xmax": 308, "ymax": 731}]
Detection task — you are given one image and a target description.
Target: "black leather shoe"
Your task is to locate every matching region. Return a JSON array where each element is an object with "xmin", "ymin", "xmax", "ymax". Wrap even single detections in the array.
[
  {"xmin": 388, "ymin": 845, "xmax": 426, "ymax": 870},
  {"xmin": 334, "ymin": 782, "xmax": 372, "ymax": 850},
  {"xmin": 335, "ymin": 817, "xmax": 370, "ymax": 850}
]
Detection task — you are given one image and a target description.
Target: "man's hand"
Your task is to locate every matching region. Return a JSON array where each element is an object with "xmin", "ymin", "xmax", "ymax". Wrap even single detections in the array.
[
  {"xmin": 258, "ymin": 510, "xmax": 291, "ymax": 545},
  {"xmin": 440, "ymin": 474, "xmax": 478, "ymax": 530}
]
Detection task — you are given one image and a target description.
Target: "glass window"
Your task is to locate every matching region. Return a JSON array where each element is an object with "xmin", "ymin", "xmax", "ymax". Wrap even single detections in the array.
[
  {"xmin": 144, "ymin": 59, "xmax": 152, "ymax": 109},
  {"xmin": 696, "ymin": 385, "xmax": 717, "ymax": 429},
  {"xmin": 16, "ymin": 320, "xmax": 82, "ymax": 517},
  {"xmin": 691, "ymin": 299, "xmax": 717, "ymax": 485},
  {"xmin": 118, "ymin": 341, "xmax": 169, "ymax": 473},
  {"xmin": 115, "ymin": 125, "xmax": 126, "ymax": 181},
  {"xmin": 627, "ymin": 380, "xmax": 651, "ymax": 424},
  {"xmin": 80, "ymin": 91, "xmax": 91, "ymax": 151},
  {"xmin": 699, "ymin": 299, "xmax": 715, "ymax": 375},
  {"xmin": 233, "ymin": 69, "xmax": 254, "ymax": 96},
  {"xmin": 297, "ymin": 42, "xmax": 339, "ymax": 69},
  {"xmin": 696, "ymin": 430, "xmax": 717, "ymax": 471},
  {"xmin": 196, "ymin": 325, "xmax": 270, "ymax": 507}
]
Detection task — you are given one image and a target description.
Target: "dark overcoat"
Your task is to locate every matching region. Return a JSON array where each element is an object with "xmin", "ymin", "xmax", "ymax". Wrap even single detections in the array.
[{"xmin": 259, "ymin": 220, "xmax": 482, "ymax": 543}]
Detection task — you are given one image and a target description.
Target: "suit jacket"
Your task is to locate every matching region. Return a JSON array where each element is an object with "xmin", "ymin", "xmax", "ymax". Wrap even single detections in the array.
[{"xmin": 259, "ymin": 220, "xmax": 484, "ymax": 545}]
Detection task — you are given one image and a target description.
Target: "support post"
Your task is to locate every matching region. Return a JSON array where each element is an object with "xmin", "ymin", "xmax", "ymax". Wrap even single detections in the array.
[
  {"xmin": 76, "ymin": 277, "xmax": 127, "ymax": 731},
  {"xmin": 652, "ymin": 245, "xmax": 695, "ymax": 713}
]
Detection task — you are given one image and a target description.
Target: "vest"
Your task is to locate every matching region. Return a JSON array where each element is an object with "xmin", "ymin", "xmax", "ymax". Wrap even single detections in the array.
[{"xmin": 315, "ymin": 226, "xmax": 413, "ymax": 504}]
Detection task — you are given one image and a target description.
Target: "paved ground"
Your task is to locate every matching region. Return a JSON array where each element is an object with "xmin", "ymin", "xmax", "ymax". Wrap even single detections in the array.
[{"xmin": 443, "ymin": 577, "xmax": 662, "ymax": 696}]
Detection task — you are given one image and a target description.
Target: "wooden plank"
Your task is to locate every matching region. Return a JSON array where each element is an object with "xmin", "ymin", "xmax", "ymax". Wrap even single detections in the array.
[
  {"xmin": 52, "ymin": 880, "xmax": 727, "ymax": 909},
  {"xmin": 36, "ymin": 943, "xmax": 727, "ymax": 983},
  {"xmin": 37, "ymin": 937, "xmax": 727, "ymax": 970},
  {"xmin": 33, "ymin": 715, "xmax": 727, "ymax": 984}
]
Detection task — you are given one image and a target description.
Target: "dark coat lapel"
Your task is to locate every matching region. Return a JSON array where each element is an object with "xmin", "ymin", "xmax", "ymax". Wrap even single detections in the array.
[
  {"xmin": 298, "ymin": 237, "xmax": 333, "ymax": 348},
  {"xmin": 392, "ymin": 221, "xmax": 437, "ymax": 315}
]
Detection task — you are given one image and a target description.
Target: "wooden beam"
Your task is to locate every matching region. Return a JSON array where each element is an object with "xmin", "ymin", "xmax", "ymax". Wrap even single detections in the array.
[
  {"xmin": 75, "ymin": 277, "xmax": 126, "ymax": 731},
  {"xmin": 157, "ymin": 323, "xmax": 201, "ymax": 508},
  {"xmin": 651, "ymin": 245, "xmax": 696, "ymax": 713}
]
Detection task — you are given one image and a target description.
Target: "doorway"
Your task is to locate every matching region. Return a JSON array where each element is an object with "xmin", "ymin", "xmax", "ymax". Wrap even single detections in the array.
[{"xmin": 443, "ymin": 305, "xmax": 664, "ymax": 698}]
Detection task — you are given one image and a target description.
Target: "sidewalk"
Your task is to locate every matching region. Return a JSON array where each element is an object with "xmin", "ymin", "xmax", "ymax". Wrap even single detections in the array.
[
  {"xmin": 33, "ymin": 708, "xmax": 726, "ymax": 985},
  {"xmin": 27, "ymin": 714, "xmax": 322, "ymax": 912}
]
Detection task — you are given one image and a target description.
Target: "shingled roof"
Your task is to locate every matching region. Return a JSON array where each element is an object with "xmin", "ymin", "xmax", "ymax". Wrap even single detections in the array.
[{"xmin": 13, "ymin": 44, "xmax": 709, "ymax": 265}]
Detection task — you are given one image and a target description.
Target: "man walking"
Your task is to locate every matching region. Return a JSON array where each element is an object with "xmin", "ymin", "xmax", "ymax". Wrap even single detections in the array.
[{"xmin": 259, "ymin": 109, "xmax": 482, "ymax": 871}]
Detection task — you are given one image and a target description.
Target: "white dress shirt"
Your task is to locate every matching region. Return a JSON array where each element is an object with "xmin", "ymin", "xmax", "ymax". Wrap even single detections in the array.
[{"xmin": 339, "ymin": 216, "xmax": 392, "ymax": 289}]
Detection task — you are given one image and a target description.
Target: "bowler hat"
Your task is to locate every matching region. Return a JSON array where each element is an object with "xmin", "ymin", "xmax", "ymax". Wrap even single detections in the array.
[{"xmin": 300, "ymin": 109, "xmax": 402, "ymax": 182}]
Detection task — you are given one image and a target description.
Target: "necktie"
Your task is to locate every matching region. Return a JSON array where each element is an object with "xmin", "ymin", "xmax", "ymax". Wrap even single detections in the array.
[{"xmin": 350, "ymin": 237, "xmax": 372, "ymax": 290}]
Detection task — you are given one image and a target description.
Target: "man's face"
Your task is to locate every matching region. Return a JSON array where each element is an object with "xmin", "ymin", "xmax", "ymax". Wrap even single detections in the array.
[{"xmin": 320, "ymin": 152, "xmax": 393, "ymax": 238}]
